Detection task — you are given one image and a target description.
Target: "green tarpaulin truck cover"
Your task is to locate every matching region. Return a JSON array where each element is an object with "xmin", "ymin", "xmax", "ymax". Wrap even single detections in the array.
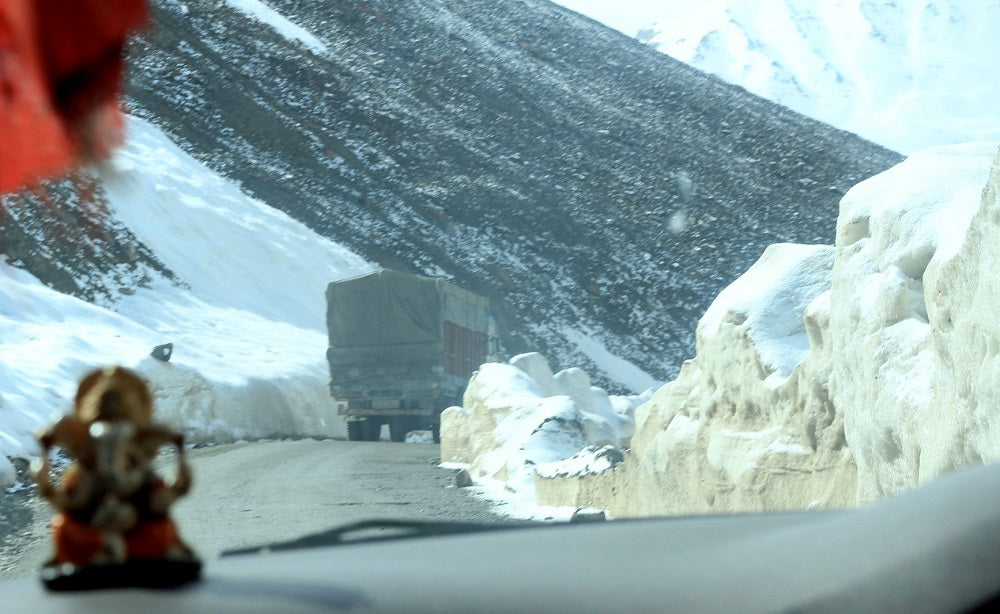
[{"xmin": 326, "ymin": 269, "xmax": 489, "ymax": 387}]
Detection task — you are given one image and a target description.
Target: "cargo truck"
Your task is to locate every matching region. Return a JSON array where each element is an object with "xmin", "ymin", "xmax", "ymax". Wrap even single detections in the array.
[{"xmin": 326, "ymin": 269, "xmax": 497, "ymax": 442}]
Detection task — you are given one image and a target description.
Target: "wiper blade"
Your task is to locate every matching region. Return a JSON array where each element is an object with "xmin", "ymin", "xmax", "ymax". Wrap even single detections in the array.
[{"xmin": 221, "ymin": 518, "xmax": 537, "ymax": 556}]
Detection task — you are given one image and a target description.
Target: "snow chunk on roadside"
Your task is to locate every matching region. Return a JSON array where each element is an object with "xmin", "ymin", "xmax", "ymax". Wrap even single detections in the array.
[
  {"xmin": 700, "ymin": 243, "xmax": 834, "ymax": 379},
  {"xmin": 535, "ymin": 445, "xmax": 625, "ymax": 479},
  {"xmin": 440, "ymin": 353, "xmax": 648, "ymax": 517},
  {"xmin": 0, "ymin": 455, "xmax": 15, "ymax": 490}
]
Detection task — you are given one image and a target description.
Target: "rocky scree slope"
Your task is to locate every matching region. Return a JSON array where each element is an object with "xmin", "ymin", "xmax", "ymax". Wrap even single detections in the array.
[{"xmin": 0, "ymin": 173, "xmax": 178, "ymax": 307}]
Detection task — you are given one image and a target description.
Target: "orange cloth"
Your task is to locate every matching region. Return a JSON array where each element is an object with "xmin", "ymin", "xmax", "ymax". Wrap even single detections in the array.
[
  {"xmin": 0, "ymin": 0, "xmax": 147, "ymax": 193},
  {"xmin": 53, "ymin": 512, "xmax": 181, "ymax": 565},
  {"xmin": 52, "ymin": 513, "xmax": 103, "ymax": 565},
  {"xmin": 125, "ymin": 516, "xmax": 180, "ymax": 560}
]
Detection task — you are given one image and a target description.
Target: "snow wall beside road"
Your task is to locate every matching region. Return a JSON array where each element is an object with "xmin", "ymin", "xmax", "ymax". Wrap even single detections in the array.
[
  {"xmin": 444, "ymin": 142, "xmax": 1000, "ymax": 516},
  {"xmin": 441, "ymin": 353, "xmax": 649, "ymax": 510}
]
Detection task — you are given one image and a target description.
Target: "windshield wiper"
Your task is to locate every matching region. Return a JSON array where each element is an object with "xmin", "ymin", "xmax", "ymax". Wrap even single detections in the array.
[{"xmin": 221, "ymin": 518, "xmax": 538, "ymax": 556}]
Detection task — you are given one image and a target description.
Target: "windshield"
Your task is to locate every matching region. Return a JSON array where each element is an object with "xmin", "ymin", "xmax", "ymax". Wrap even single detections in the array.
[{"xmin": 1, "ymin": 0, "xmax": 998, "ymax": 581}]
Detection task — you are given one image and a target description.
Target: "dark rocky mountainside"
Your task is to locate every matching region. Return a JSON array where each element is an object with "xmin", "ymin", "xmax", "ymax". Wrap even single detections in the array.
[
  {"xmin": 0, "ymin": 173, "xmax": 178, "ymax": 307},
  {"xmin": 12, "ymin": 0, "xmax": 903, "ymax": 390}
]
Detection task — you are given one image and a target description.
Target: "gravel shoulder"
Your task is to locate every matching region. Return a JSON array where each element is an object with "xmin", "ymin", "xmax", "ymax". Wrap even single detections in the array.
[{"xmin": 0, "ymin": 460, "xmax": 50, "ymax": 579}]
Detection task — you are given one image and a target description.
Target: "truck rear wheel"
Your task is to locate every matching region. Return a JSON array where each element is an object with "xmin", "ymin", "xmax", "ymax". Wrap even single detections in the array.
[
  {"xmin": 347, "ymin": 420, "xmax": 364, "ymax": 441},
  {"xmin": 389, "ymin": 417, "xmax": 411, "ymax": 443},
  {"xmin": 363, "ymin": 418, "xmax": 383, "ymax": 441}
]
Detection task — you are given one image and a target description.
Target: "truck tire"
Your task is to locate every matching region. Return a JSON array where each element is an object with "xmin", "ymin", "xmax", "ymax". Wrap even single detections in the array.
[
  {"xmin": 362, "ymin": 417, "xmax": 382, "ymax": 441},
  {"xmin": 347, "ymin": 421, "xmax": 364, "ymax": 441},
  {"xmin": 389, "ymin": 417, "xmax": 410, "ymax": 443},
  {"xmin": 431, "ymin": 422, "xmax": 441, "ymax": 444}
]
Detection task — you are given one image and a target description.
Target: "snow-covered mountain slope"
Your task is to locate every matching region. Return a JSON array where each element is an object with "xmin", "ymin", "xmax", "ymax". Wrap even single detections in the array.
[
  {"xmin": 121, "ymin": 0, "xmax": 899, "ymax": 391},
  {"xmin": 0, "ymin": 116, "xmax": 373, "ymax": 487},
  {"xmin": 554, "ymin": 0, "xmax": 1000, "ymax": 154},
  {"xmin": 446, "ymin": 142, "xmax": 1000, "ymax": 516}
]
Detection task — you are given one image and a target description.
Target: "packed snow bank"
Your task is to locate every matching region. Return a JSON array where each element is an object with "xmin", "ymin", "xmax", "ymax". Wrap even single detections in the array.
[
  {"xmin": 537, "ymin": 242, "xmax": 858, "ymax": 515},
  {"xmin": 452, "ymin": 143, "xmax": 1000, "ymax": 516},
  {"xmin": 535, "ymin": 142, "xmax": 1000, "ymax": 516},
  {"xmin": 440, "ymin": 353, "xmax": 650, "ymax": 518},
  {"xmin": 824, "ymin": 142, "xmax": 999, "ymax": 502},
  {"xmin": 0, "ymin": 117, "xmax": 373, "ymax": 488}
]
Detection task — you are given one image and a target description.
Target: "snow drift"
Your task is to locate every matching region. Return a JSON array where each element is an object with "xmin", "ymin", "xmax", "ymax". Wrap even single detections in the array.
[
  {"xmin": 440, "ymin": 353, "xmax": 648, "ymax": 517},
  {"xmin": 445, "ymin": 142, "xmax": 1000, "ymax": 516},
  {"xmin": 0, "ymin": 116, "xmax": 373, "ymax": 489}
]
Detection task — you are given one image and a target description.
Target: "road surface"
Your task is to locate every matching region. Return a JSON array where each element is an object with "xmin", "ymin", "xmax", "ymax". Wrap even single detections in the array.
[{"xmin": 0, "ymin": 440, "xmax": 502, "ymax": 579}]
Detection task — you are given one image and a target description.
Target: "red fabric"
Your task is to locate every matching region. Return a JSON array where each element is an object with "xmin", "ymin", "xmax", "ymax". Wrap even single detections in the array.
[
  {"xmin": 52, "ymin": 513, "xmax": 104, "ymax": 565},
  {"xmin": 52, "ymin": 512, "xmax": 182, "ymax": 564},
  {"xmin": 0, "ymin": 0, "xmax": 147, "ymax": 193},
  {"xmin": 126, "ymin": 516, "xmax": 180, "ymax": 560}
]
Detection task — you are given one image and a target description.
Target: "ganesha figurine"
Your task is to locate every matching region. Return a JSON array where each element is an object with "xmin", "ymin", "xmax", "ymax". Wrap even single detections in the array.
[{"xmin": 35, "ymin": 366, "xmax": 201, "ymax": 590}]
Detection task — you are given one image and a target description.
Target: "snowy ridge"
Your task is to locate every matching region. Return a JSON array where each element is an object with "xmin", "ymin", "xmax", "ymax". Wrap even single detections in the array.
[
  {"xmin": 644, "ymin": 0, "xmax": 1000, "ymax": 153},
  {"xmin": 555, "ymin": 0, "xmax": 1000, "ymax": 154}
]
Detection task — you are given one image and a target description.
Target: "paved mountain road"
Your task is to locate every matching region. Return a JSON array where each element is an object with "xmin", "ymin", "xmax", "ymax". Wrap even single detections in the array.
[{"xmin": 0, "ymin": 440, "xmax": 503, "ymax": 579}]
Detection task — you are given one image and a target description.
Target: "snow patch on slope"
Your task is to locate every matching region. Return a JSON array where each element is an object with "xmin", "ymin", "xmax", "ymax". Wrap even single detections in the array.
[
  {"xmin": 224, "ymin": 0, "xmax": 328, "ymax": 54},
  {"xmin": 102, "ymin": 116, "xmax": 371, "ymax": 330},
  {"xmin": 562, "ymin": 327, "xmax": 660, "ymax": 393},
  {"xmin": 0, "ymin": 117, "xmax": 372, "ymax": 487}
]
